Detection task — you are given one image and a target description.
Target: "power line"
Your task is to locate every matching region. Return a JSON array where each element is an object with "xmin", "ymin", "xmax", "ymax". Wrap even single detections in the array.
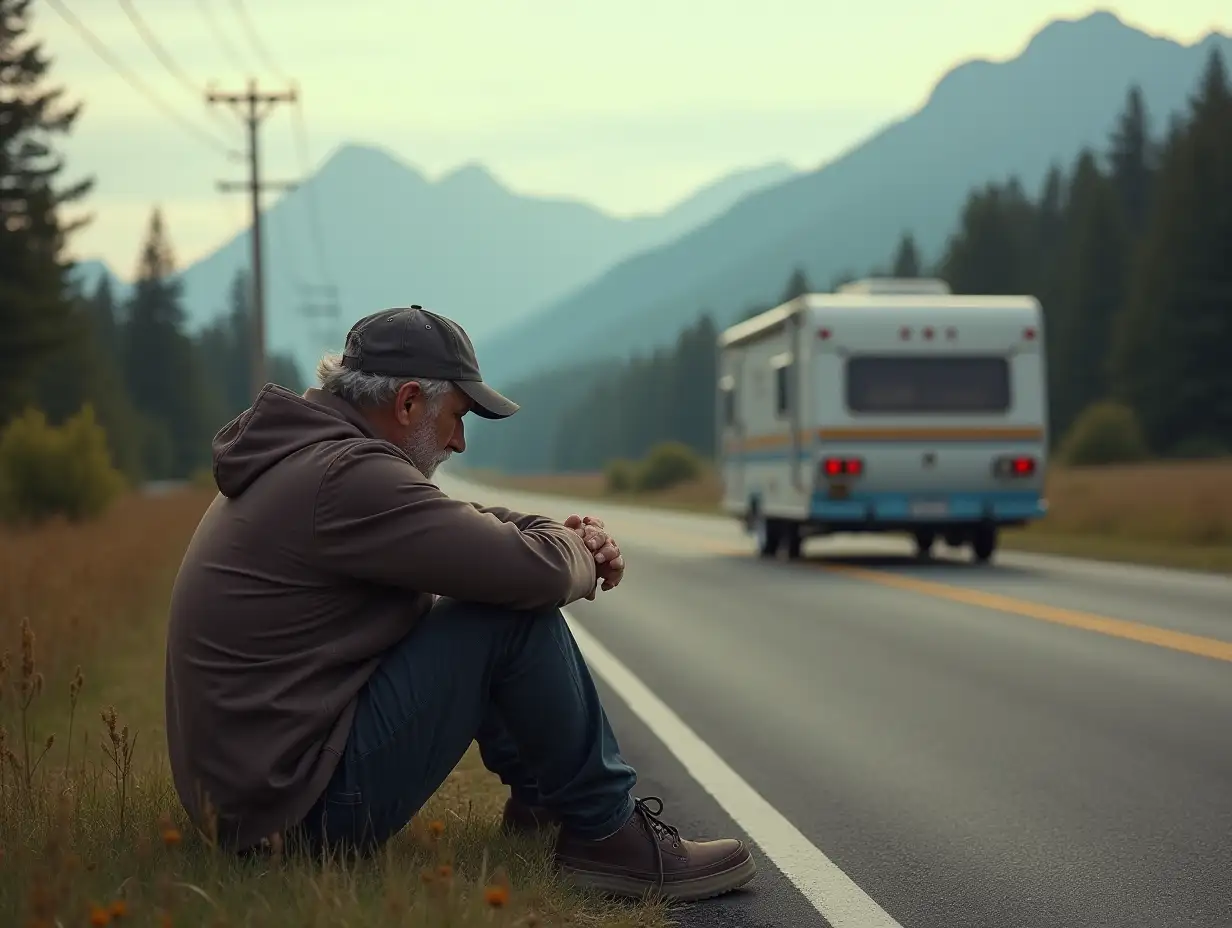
[
  {"xmin": 45, "ymin": 0, "xmax": 241, "ymax": 160},
  {"xmin": 117, "ymin": 0, "xmax": 237, "ymax": 136},
  {"xmin": 208, "ymin": 80, "xmax": 299, "ymax": 397},
  {"xmin": 228, "ymin": 0, "xmax": 289, "ymax": 81},
  {"xmin": 219, "ymin": 0, "xmax": 342, "ymax": 336},
  {"xmin": 290, "ymin": 97, "xmax": 334, "ymax": 284},
  {"xmin": 194, "ymin": 0, "xmax": 250, "ymax": 75},
  {"xmin": 218, "ymin": 0, "xmax": 333, "ymax": 282}
]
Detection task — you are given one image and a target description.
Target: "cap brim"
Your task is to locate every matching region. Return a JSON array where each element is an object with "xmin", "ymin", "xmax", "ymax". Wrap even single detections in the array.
[{"xmin": 457, "ymin": 380, "xmax": 520, "ymax": 420}]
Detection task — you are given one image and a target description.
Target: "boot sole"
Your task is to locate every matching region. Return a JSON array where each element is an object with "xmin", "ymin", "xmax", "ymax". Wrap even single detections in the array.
[{"xmin": 558, "ymin": 852, "xmax": 757, "ymax": 902}]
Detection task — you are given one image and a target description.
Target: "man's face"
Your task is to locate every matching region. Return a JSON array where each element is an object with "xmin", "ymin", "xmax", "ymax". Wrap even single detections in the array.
[{"xmin": 394, "ymin": 382, "xmax": 471, "ymax": 478}]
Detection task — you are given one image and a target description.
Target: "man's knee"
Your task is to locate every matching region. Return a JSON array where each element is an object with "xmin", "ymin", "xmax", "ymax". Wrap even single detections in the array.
[
  {"xmin": 425, "ymin": 598, "xmax": 571, "ymax": 645},
  {"xmin": 429, "ymin": 597, "xmax": 564, "ymax": 625}
]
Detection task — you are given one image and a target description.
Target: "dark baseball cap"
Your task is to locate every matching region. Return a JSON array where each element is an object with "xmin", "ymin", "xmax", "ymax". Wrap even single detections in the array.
[{"xmin": 340, "ymin": 306, "xmax": 519, "ymax": 419}]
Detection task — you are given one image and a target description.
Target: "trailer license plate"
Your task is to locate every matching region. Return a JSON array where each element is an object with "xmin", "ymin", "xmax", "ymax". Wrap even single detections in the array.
[{"xmin": 910, "ymin": 500, "xmax": 949, "ymax": 518}]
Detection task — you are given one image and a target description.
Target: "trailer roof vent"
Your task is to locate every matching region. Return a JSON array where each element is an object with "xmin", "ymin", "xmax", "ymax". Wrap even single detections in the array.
[{"xmin": 836, "ymin": 277, "xmax": 952, "ymax": 296}]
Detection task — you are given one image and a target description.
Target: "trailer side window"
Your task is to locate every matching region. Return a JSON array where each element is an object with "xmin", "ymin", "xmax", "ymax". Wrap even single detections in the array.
[
  {"xmin": 846, "ymin": 356, "xmax": 1011, "ymax": 414},
  {"xmin": 772, "ymin": 356, "xmax": 792, "ymax": 418},
  {"xmin": 719, "ymin": 375, "xmax": 737, "ymax": 426}
]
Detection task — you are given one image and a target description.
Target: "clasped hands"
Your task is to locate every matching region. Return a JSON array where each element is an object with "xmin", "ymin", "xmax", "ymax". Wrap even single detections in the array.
[{"xmin": 563, "ymin": 514, "xmax": 624, "ymax": 600}]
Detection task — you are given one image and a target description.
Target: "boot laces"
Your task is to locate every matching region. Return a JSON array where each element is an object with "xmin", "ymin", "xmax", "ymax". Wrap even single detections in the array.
[{"xmin": 634, "ymin": 796, "xmax": 681, "ymax": 893}]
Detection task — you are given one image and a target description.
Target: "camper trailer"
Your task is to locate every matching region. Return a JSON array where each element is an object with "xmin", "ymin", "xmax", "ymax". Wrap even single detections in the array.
[{"xmin": 716, "ymin": 278, "xmax": 1049, "ymax": 564}]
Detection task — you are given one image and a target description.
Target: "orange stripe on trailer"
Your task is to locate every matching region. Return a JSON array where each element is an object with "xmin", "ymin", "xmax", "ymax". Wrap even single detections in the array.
[{"xmin": 814, "ymin": 426, "xmax": 1044, "ymax": 442}]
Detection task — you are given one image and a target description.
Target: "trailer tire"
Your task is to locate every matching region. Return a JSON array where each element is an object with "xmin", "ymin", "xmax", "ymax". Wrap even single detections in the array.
[
  {"xmin": 783, "ymin": 521, "xmax": 803, "ymax": 560},
  {"xmin": 913, "ymin": 530, "xmax": 936, "ymax": 560},
  {"xmin": 754, "ymin": 514, "xmax": 780, "ymax": 558},
  {"xmin": 972, "ymin": 525, "xmax": 998, "ymax": 564}
]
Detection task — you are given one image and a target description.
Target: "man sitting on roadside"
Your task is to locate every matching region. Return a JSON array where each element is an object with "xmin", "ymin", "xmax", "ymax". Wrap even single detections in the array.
[{"xmin": 164, "ymin": 305, "xmax": 756, "ymax": 902}]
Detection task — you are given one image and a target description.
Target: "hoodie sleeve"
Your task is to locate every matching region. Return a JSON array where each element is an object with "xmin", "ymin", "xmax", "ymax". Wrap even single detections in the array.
[
  {"xmin": 469, "ymin": 503, "xmax": 558, "ymax": 532},
  {"xmin": 313, "ymin": 445, "xmax": 596, "ymax": 609}
]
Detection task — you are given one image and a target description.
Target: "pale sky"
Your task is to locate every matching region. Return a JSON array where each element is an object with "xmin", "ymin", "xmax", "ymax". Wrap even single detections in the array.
[{"xmin": 44, "ymin": 0, "xmax": 1230, "ymax": 279}]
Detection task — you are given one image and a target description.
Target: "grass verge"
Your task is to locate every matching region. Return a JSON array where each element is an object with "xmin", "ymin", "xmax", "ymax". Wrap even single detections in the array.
[
  {"xmin": 0, "ymin": 488, "xmax": 670, "ymax": 927},
  {"xmin": 457, "ymin": 459, "xmax": 1232, "ymax": 574}
]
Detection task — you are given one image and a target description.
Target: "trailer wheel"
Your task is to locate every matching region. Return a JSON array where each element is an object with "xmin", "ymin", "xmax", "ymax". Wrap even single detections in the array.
[
  {"xmin": 913, "ymin": 530, "xmax": 936, "ymax": 560},
  {"xmin": 972, "ymin": 525, "xmax": 998, "ymax": 564},
  {"xmin": 754, "ymin": 514, "xmax": 780, "ymax": 557},
  {"xmin": 783, "ymin": 521, "xmax": 803, "ymax": 560}
]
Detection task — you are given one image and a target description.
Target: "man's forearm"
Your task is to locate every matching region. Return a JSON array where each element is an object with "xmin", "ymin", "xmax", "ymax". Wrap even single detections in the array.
[{"xmin": 469, "ymin": 502, "xmax": 556, "ymax": 532}]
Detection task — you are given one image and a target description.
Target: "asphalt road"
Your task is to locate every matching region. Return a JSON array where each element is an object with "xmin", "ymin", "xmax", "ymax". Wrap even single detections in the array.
[{"xmin": 440, "ymin": 470, "xmax": 1232, "ymax": 928}]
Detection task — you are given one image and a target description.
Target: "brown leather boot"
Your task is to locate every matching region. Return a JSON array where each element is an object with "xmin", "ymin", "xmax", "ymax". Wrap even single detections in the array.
[
  {"xmin": 553, "ymin": 796, "xmax": 756, "ymax": 901},
  {"xmin": 501, "ymin": 796, "xmax": 561, "ymax": 834}
]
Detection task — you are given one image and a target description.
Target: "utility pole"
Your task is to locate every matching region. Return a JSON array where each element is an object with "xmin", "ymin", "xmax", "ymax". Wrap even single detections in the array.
[
  {"xmin": 207, "ymin": 79, "xmax": 298, "ymax": 397},
  {"xmin": 298, "ymin": 282, "xmax": 343, "ymax": 359}
]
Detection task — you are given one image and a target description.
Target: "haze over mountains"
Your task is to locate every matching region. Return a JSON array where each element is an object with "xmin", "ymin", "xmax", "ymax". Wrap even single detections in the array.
[
  {"xmin": 69, "ymin": 11, "xmax": 1231, "ymax": 394},
  {"xmin": 474, "ymin": 11, "xmax": 1232, "ymax": 389},
  {"xmin": 71, "ymin": 154, "xmax": 798, "ymax": 370}
]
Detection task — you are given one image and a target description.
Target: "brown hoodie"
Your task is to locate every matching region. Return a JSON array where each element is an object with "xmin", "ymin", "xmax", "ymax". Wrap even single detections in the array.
[{"xmin": 164, "ymin": 385, "xmax": 596, "ymax": 850}]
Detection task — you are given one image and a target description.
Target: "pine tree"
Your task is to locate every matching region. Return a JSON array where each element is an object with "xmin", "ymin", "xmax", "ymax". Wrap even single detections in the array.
[
  {"xmin": 1052, "ymin": 150, "xmax": 1129, "ymax": 439},
  {"xmin": 122, "ymin": 209, "xmax": 223, "ymax": 477},
  {"xmin": 890, "ymin": 232, "xmax": 922, "ymax": 277},
  {"xmin": 88, "ymin": 275, "xmax": 121, "ymax": 359},
  {"xmin": 1107, "ymin": 85, "xmax": 1155, "ymax": 237},
  {"xmin": 1112, "ymin": 48, "xmax": 1232, "ymax": 453},
  {"xmin": 0, "ymin": 0, "xmax": 93, "ymax": 420},
  {"xmin": 1031, "ymin": 164, "xmax": 1068, "ymax": 376},
  {"xmin": 938, "ymin": 182, "xmax": 1038, "ymax": 294}
]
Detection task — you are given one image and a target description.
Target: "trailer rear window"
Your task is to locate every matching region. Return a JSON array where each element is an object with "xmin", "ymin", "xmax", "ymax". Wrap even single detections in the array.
[{"xmin": 845, "ymin": 356, "xmax": 1010, "ymax": 414}]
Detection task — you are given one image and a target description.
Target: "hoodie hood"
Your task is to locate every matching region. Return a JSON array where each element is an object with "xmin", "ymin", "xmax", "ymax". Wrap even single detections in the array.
[{"xmin": 212, "ymin": 385, "xmax": 380, "ymax": 498}]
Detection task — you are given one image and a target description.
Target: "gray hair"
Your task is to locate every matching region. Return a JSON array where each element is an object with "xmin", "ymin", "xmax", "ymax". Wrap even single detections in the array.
[{"xmin": 316, "ymin": 352, "xmax": 455, "ymax": 409}]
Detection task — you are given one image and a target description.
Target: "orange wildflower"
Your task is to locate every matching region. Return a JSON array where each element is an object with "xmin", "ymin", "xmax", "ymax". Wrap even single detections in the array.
[{"xmin": 484, "ymin": 884, "xmax": 510, "ymax": 908}]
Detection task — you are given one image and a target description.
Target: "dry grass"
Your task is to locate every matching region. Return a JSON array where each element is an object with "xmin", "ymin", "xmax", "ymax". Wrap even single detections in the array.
[
  {"xmin": 0, "ymin": 489, "xmax": 671, "ymax": 927},
  {"xmin": 462, "ymin": 459, "xmax": 1232, "ymax": 573}
]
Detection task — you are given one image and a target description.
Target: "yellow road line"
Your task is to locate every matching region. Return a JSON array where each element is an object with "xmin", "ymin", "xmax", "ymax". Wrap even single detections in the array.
[{"xmin": 819, "ymin": 563, "xmax": 1232, "ymax": 665}]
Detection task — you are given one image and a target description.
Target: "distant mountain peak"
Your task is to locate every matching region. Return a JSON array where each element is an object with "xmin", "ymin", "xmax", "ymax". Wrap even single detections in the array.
[
  {"xmin": 925, "ymin": 9, "xmax": 1181, "ymax": 110},
  {"xmin": 437, "ymin": 161, "xmax": 506, "ymax": 192},
  {"xmin": 1023, "ymin": 8, "xmax": 1152, "ymax": 53},
  {"xmin": 317, "ymin": 142, "xmax": 428, "ymax": 184}
]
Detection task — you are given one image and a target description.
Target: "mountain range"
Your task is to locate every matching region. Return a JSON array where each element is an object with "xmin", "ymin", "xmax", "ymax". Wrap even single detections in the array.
[
  {"xmin": 70, "ymin": 10, "xmax": 1231, "ymax": 397},
  {"xmin": 474, "ymin": 10, "xmax": 1232, "ymax": 388},
  {"xmin": 69, "ymin": 155, "xmax": 798, "ymax": 367}
]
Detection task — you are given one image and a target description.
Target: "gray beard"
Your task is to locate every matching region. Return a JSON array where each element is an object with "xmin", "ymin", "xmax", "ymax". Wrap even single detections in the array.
[{"xmin": 402, "ymin": 417, "xmax": 452, "ymax": 478}]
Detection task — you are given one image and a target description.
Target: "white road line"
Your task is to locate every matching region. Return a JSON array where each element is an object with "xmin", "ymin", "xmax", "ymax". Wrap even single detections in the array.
[{"xmin": 564, "ymin": 609, "xmax": 904, "ymax": 928}]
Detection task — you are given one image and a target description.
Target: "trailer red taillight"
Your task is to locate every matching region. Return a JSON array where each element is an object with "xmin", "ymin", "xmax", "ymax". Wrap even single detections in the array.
[
  {"xmin": 821, "ymin": 456, "xmax": 863, "ymax": 477},
  {"xmin": 994, "ymin": 455, "xmax": 1036, "ymax": 477}
]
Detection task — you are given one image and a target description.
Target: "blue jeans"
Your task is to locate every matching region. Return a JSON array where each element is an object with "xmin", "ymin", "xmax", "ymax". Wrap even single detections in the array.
[{"xmin": 294, "ymin": 598, "xmax": 638, "ymax": 854}]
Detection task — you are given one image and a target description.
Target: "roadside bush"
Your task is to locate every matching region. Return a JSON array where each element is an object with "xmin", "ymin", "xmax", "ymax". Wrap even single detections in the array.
[
  {"xmin": 0, "ymin": 404, "xmax": 126, "ymax": 525},
  {"xmin": 1059, "ymin": 400, "xmax": 1149, "ymax": 466},
  {"xmin": 634, "ymin": 441, "xmax": 704, "ymax": 492},
  {"xmin": 604, "ymin": 458, "xmax": 636, "ymax": 493}
]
